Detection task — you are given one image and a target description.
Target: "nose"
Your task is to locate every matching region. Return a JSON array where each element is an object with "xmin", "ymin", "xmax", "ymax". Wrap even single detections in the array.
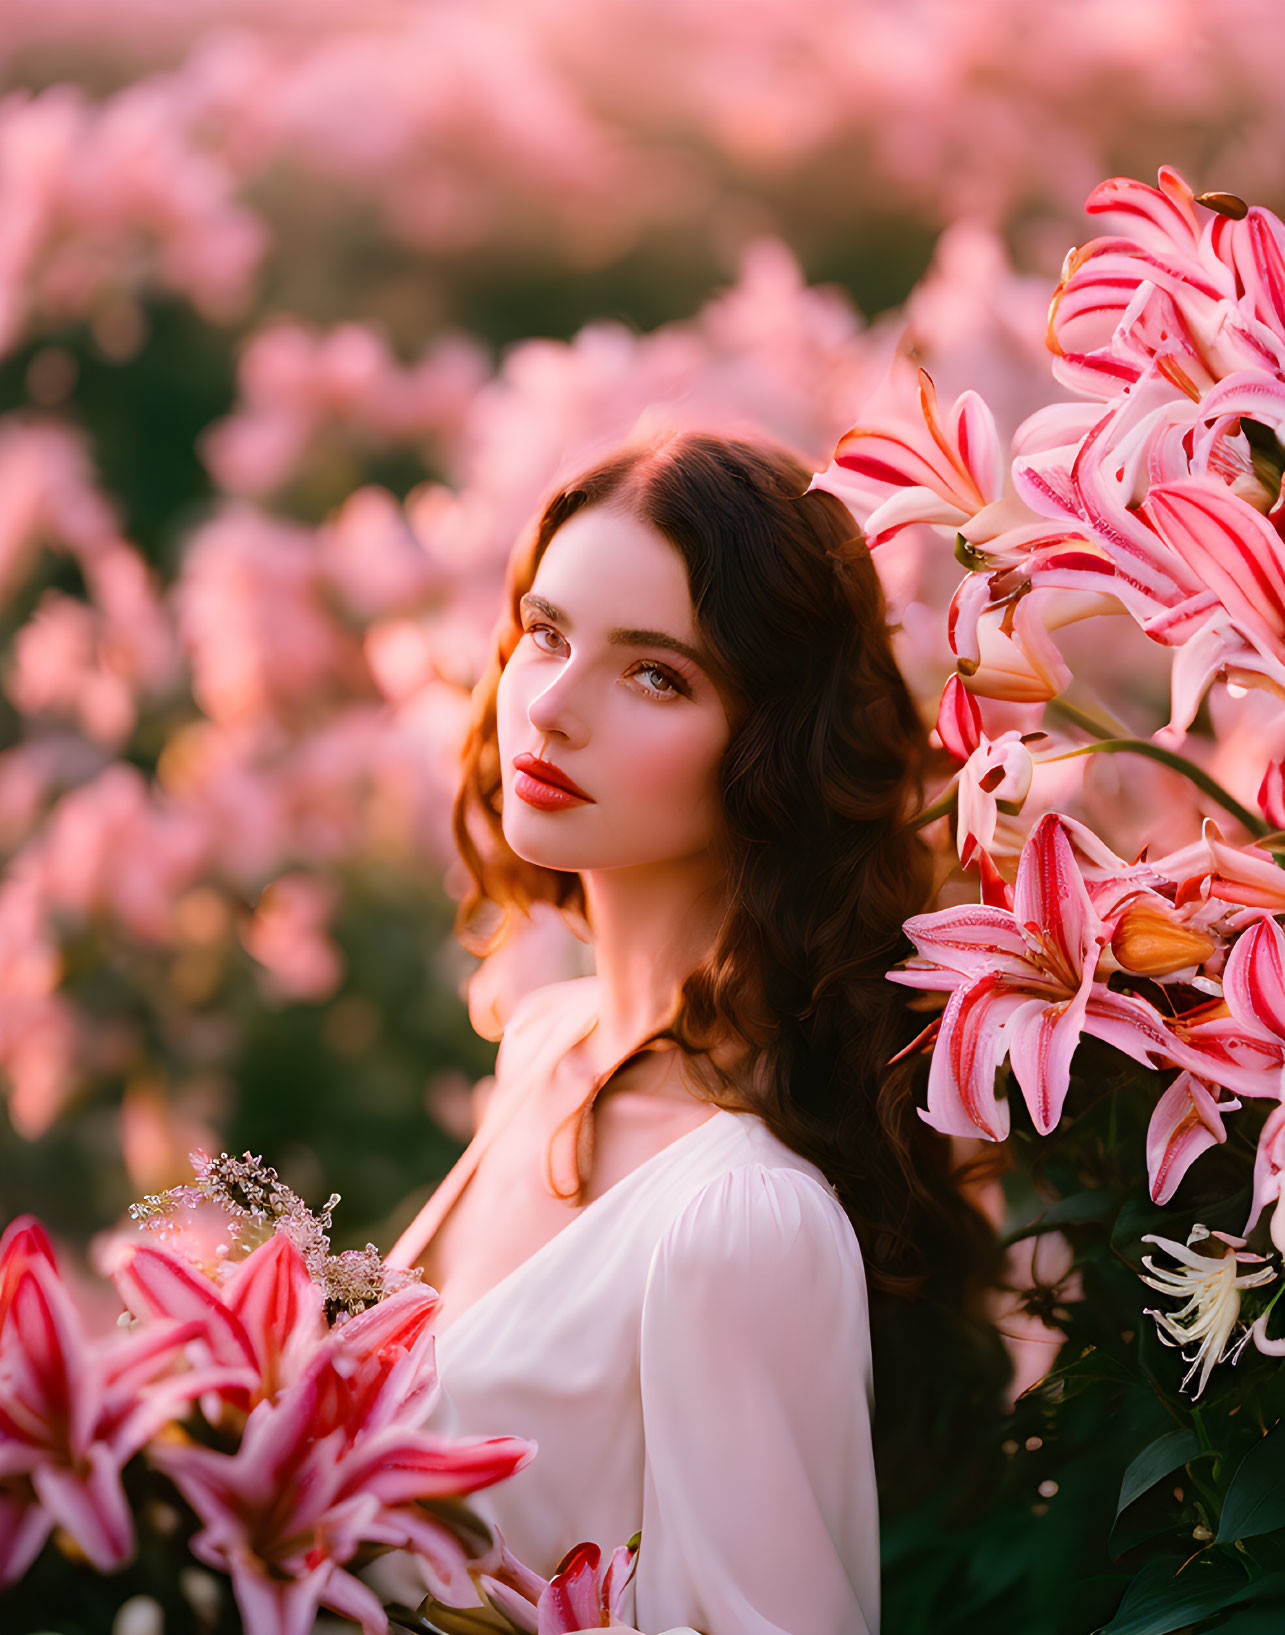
[{"xmin": 526, "ymin": 660, "xmax": 590, "ymax": 748}]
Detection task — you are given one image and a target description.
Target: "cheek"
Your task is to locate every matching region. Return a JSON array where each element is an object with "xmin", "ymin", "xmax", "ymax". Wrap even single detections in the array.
[{"xmin": 608, "ymin": 712, "xmax": 728, "ymax": 805}]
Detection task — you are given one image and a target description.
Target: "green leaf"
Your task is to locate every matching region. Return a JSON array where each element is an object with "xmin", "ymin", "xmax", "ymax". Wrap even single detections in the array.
[
  {"xmin": 1099, "ymin": 1556, "xmax": 1245, "ymax": 1635},
  {"xmin": 1003, "ymin": 1186, "xmax": 1117, "ymax": 1245},
  {"xmin": 1217, "ymin": 1425, "xmax": 1285, "ymax": 1543},
  {"xmin": 1116, "ymin": 1431, "xmax": 1203, "ymax": 1518},
  {"xmin": 1212, "ymin": 1609, "xmax": 1285, "ymax": 1635}
]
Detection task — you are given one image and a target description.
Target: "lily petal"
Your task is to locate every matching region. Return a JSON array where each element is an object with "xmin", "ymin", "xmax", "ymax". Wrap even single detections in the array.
[{"xmin": 1147, "ymin": 1073, "xmax": 1240, "ymax": 1204}]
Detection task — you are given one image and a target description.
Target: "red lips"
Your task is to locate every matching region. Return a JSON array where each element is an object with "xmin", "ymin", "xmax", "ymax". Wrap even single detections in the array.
[{"xmin": 512, "ymin": 753, "xmax": 593, "ymax": 802}]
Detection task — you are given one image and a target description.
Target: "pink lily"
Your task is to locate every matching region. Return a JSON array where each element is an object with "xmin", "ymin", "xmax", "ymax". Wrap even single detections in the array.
[
  {"xmin": 0, "ymin": 1215, "xmax": 228, "ymax": 1582},
  {"xmin": 949, "ymin": 580, "xmax": 1076, "ymax": 703},
  {"xmin": 933, "ymin": 677, "xmax": 1034, "ymax": 867},
  {"xmin": 110, "ymin": 1228, "xmax": 332, "ymax": 1407},
  {"xmin": 892, "ymin": 815, "xmax": 1267, "ymax": 1142},
  {"xmin": 149, "ymin": 1290, "xmax": 533, "ymax": 1635},
  {"xmin": 1146, "ymin": 1073, "xmax": 1242, "ymax": 1205},
  {"xmin": 822, "ymin": 353, "xmax": 1001, "ymax": 547},
  {"xmin": 470, "ymin": 1534, "xmax": 640, "ymax": 1635},
  {"xmin": 891, "ymin": 814, "xmax": 1111, "ymax": 1140},
  {"xmin": 1048, "ymin": 167, "xmax": 1273, "ymax": 398}
]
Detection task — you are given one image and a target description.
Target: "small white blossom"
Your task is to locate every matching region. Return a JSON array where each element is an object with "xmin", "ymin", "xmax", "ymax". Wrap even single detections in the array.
[
  {"xmin": 1140, "ymin": 1224, "xmax": 1277, "ymax": 1399},
  {"xmin": 130, "ymin": 1149, "xmax": 421, "ymax": 1319}
]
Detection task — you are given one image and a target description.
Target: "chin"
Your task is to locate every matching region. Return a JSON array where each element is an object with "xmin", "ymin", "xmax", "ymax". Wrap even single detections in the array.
[{"xmin": 501, "ymin": 816, "xmax": 584, "ymax": 872}]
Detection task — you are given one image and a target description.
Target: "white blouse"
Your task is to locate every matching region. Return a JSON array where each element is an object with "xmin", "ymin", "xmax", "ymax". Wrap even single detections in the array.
[{"xmin": 387, "ymin": 979, "xmax": 879, "ymax": 1635}]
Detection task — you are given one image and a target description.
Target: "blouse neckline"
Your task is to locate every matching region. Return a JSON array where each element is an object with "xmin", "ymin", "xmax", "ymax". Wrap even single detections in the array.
[
  {"xmin": 389, "ymin": 975, "xmax": 743, "ymax": 1333},
  {"xmin": 436, "ymin": 1105, "xmax": 736, "ymax": 1344}
]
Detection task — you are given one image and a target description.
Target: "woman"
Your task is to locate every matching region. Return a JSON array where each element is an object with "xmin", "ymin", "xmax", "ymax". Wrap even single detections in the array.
[{"xmin": 387, "ymin": 431, "xmax": 998, "ymax": 1635}]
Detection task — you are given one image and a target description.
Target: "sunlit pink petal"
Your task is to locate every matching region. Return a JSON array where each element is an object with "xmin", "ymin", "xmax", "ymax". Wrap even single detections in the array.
[
  {"xmin": 1143, "ymin": 481, "xmax": 1285, "ymax": 682},
  {"xmin": 893, "ymin": 903, "xmax": 1036, "ymax": 985}
]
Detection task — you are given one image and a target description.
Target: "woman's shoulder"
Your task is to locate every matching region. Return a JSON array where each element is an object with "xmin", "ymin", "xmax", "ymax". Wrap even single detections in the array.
[
  {"xmin": 641, "ymin": 1154, "xmax": 872, "ymax": 1375},
  {"xmin": 654, "ymin": 1144, "xmax": 865, "ymax": 1289}
]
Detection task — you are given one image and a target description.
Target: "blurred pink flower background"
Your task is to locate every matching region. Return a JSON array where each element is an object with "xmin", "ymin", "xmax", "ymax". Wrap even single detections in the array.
[{"xmin": 1, "ymin": 0, "xmax": 1279, "ymax": 1416}]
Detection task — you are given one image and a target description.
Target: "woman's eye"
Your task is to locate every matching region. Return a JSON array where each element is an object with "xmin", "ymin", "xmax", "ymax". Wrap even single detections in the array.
[
  {"xmin": 631, "ymin": 663, "xmax": 683, "ymax": 698},
  {"xmin": 525, "ymin": 625, "xmax": 685, "ymax": 699},
  {"xmin": 526, "ymin": 623, "xmax": 565, "ymax": 653}
]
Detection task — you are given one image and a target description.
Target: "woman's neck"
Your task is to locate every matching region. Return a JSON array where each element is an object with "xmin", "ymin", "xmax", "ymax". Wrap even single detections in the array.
[{"xmin": 579, "ymin": 852, "xmax": 727, "ymax": 1067}]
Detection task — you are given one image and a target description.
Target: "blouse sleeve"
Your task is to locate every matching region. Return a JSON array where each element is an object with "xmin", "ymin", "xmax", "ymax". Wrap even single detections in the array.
[{"xmin": 632, "ymin": 1163, "xmax": 880, "ymax": 1635}]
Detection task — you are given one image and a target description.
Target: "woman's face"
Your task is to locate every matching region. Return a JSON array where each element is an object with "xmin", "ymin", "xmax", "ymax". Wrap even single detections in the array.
[{"xmin": 495, "ymin": 504, "xmax": 731, "ymax": 875}]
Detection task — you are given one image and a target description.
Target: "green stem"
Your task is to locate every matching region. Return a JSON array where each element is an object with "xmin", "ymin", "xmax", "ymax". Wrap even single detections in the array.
[
  {"xmin": 1045, "ymin": 695, "xmax": 1134, "ymax": 741},
  {"xmin": 911, "ymin": 782, "xmax": 959, "ymax": 830},
  {"xmin": 1046, "ymin": 738, "xmax": 1269, "ymax": 839}
]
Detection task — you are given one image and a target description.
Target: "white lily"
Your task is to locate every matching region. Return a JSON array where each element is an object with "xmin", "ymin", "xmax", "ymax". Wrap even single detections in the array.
[{"xmin": 1139, "ymin": 1225, "xmax": 1277, "ymax": 1399}]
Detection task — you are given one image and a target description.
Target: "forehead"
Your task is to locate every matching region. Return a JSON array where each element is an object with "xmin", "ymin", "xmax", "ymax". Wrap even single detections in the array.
[{"xmin": 530, "ymin": 506, "xmax": 695, "ymax": 633}]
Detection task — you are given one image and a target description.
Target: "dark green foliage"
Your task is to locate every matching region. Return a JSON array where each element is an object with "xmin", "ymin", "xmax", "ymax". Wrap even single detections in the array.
[{"xmin": 880, "ymin": 1056, "xmax": 1285, "ymax": 1635}]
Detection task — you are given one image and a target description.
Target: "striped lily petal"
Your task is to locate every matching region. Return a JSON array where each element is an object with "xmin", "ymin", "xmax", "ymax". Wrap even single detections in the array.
[
  {"xmin": 935, "ymin": 675, "xmax": 982, "ymax": 762},
  {"xmin": 831, "ymin": 357, "xmax": 999, "ymax": 541},
  {"xmin": 1084, "ymin": 167, "xmax": 1204, "ymax": 257},
  {"xmin": 923, "ymin": 978, "xmax": 1028, "ymax": 1141},
  {"xmin": 892, "ymin": 903, "xmax": 1039, "ymax": 986},
  {"xmin": 1212, "ymin": 206, "xmax": 1285, "ymax": 344},
  {"xmin": 222, "ymin": 1233, "xmax": 327, "ymax": 1398},
  {"xmin": 1223, "ymin": 915, "xmax": 1285, "ymax": 1042},
  {"xmin": 1147, "ymin": 1073, "xmax": 1240, "ymax": 1204},
  {"xmin": 1205, "ymin": 825, "xmax": 1285, "ymax": 913},
  {"xmin": 1144, "ymin": 480, "xmax": 1285, "ymax": 678},
  {"xmin": 112, "ymin": 1242, "xmax": 259, "ymax": 1373},
  {"xmin": 1200, "ymin": 368, "xmax": 1285, "ymax": 439},
  {"xmin": 1013, "ymin": 814, "xmax": 1104, "ymax": 986},
  {"xmin": 0, "ymin": 1216, "xmax": 56, "ymax": 1333},
  {"xmin": 0, "ymin": 1479, "xmax": 52, "ymax": 1586}
]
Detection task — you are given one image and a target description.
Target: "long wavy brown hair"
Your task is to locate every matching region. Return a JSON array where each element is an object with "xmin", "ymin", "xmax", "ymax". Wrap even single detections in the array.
[{"xmin": 453, "ymin": 429, "xmax": 1001, "ymax": 1332}]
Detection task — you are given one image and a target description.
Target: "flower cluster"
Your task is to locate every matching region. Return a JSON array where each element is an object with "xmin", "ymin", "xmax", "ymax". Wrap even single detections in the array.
[
  {"xmin": 0, "ymin": 1195, "xmax": 535, "ymax": 1634},
  {"xmin": 819, "ymin": 167, "xmax": 1285, "ymax": 1393}
]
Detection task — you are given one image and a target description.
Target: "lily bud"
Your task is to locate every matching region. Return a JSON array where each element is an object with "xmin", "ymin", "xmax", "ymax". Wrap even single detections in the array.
[{"xmin": 1110, "ymin": 897, "xmax": 1216, "ymax": 976}]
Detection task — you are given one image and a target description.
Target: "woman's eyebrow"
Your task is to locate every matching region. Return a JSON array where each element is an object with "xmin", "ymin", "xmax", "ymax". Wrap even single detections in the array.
[{"xmin": 520, "ymin": 593, "xmax": 708, "ymax": 669}]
